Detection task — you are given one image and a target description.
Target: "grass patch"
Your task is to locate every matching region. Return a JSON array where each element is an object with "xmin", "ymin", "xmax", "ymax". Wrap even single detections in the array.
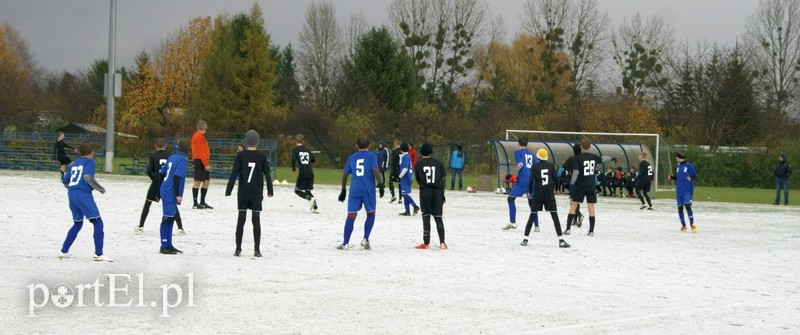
[{"xmin": 656, "ymin": 186, "xmax": 791, "ymax": 206}]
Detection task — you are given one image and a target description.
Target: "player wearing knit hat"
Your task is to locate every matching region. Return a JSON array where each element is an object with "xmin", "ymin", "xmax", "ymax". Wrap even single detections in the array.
[
  {"xmin": 523, "ymin": 148, "xmax": 570, "ymax": 248},
  {"xmin": 413, "ymin": 143, "xmax": 448, "ymax": 249}
]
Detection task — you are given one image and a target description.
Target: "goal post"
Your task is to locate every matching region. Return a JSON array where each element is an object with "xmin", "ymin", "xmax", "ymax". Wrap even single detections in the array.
[{"xmin": 497, "ymin": 130, "xmax": 674, "ymax": 195}]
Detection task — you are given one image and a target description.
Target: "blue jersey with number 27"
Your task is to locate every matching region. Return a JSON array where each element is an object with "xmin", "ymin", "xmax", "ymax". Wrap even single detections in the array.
[
  {"xmin": 514, "ymin": 148, "xmax": 536, "ymax": 186},
  {"xmin": 63, "ymin": 157, "xmax": 96, "ymax": 193},
  {"xmin": 344, "ymin": 150, "xmax": 378, "ymax": 197},
  {"xmin": 159, "ymin": 153, "xmax": 187, "ymax": 199}
]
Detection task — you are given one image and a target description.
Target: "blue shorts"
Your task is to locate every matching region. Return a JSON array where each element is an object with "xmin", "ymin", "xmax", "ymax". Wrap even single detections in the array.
[
  {"xmin": 68, "ymin": 191, "xmax": 100, "ymax": 221},
  {"xmin": 676, "ymin": 192, "xmax": 693, "ymax": 207},
  {"xmin": 400, "ymin": 179, "xmax": 413, "ymax": 195},
  {"xmin": 508, "ymin": 184, "xmax": 528, "ymax": 198},
  {"xmin": 162, "ymin": 199, "xmax": 178, "ymax": 217},
  {"xmin": 348, "ymin": 193, "xmax": 376, "ymax": 213}
]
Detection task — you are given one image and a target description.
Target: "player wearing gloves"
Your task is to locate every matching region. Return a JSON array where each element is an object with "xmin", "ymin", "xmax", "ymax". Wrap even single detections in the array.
[{"xmin": 337, "ymin": 137, "xmax": 385, "ymax": 250}]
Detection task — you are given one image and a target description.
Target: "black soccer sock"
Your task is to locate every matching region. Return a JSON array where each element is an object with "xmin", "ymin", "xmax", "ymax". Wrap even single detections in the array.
[
  {"xmin": 192, "ymin": 188, "xmax": 199, "ymax": 205},
  {"xmin": 636, "ymin": 189, "xmax": 645, "ymax": 204},
  {"xmin": 252, "ymin": 211, "xmax": 261, "ymax": 252},
  {"xmin": 644, "ymin": 192, "xmax": 652, "ymax": 207},
  {"xmin": 551, "ymin": 212, "xmax": 563, "ymax": 237},
  {"xmin": 174, "ymin": 208, "xmax": 183, "ymax": 230},
  {"xmin": 294, "ymin": 189, "xmax": 307, "ymax": 199},
  {"xmin": 524, "ymin": 213, "xmax": 536, "ymax": 237},
  {"xmin": 589, "ymin": 216, "xmax": 596, "ymax": 233},
  {"xmin": 235, "ymin": 211, "xmax": 246, "ymax": 250},
  {"xmin": 575, "ymin": 203, "xmax": 581, "ymax": 217},
  {"xmin": 389, "ymin": 182, "xmax": 395, "ymax": 197},
  {"xmin": 139, "ymin": 201, "xmax": 151, "ymax": 228},
  {"xmin": 306, "ymin": 190, "xmax": 314, "ymax": 199},
  {"xmin": 434, "ymin": 216, "xmax": 445, "ymax": 244},
  {"xmin": 566, "ymin": 213, "xmax": 575, "ymax": 230},
  {"xmin": 200, "ymin": 187, "xmax": 208, "ymax": 204},
  {"xmin": 422, "ymin": 215, "xmax": 431, "ymax": 245}
]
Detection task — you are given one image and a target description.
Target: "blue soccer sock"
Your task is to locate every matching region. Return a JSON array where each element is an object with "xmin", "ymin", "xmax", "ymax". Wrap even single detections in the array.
[
  {"xmin": 160, "ymin": 217, "xmax": 175, "ymax": 248},
  {"xmin": 507, "ymin": 197, "xmax": 516, "ymax": 223},
  {"xmin": 404, "ymin": 197, "xmax": 410, "ymax": 212},
  {"xmin": 534, "ymin": 212, "xmax": 539, "ymax": 228},
  {"xmin": 685, "ymin": 205, "xmax": 694, "ymax": 225},
  {"xmin": 61, "ymin": 221, "xmax": 84, "ymax": 253},
  {"xmin": 364, "ymin": 212, "xmax": 376, "ymax": 241},
  {"xmin": 343, "ymin": 216, "xmax": 356, "ymax": 245},
  {"xmin": 677, "ymin": 206, "xmax": 686, "ymax": 227},
  {"xmin": 90, "ymin": 218, "xmax": 104, "ymax": 256},
  {"xmin": 403, "ymin": 194, "xmax": 417, "ymax": 211}
]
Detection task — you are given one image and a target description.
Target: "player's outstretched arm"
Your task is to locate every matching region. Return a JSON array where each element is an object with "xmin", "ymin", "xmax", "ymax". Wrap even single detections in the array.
[
  {"xmin": 83, "ymin": 174, "xmax": 105, "ymax": 194},
  {"xmin": 225, "ymin": 155, "xmax": 241, "ymax": 196}
]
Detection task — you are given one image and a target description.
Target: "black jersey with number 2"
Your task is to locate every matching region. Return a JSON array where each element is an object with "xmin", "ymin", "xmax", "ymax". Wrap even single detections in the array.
[
  {"xmin": 226, "ymin": 150, "xmax": 274, "ymax": 202},
  {"xmin": 414, "ymin": 157, "xmax": 446, "ymax": 189},
  {"xmin": 573, "ymin": 152, "xmax": 603, "ymax": 190},
  {"xmin": 292, "ymin": 145, "xmax": 315, "ymax": 178}
]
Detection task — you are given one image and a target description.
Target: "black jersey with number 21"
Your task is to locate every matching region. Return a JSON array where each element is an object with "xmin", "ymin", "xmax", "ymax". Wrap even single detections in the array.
[{"xmin": 414, "ymin": 157, "xmax": 446, "ymax": 190}]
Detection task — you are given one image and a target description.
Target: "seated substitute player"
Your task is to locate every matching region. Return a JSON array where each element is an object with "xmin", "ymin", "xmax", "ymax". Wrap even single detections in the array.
[
  {"xmin": 336, "ymin": 137, "xmax": 385, "ymax": 250},
  {"xmin": 137, "ymin": 138, "xmax": 185, "ymax": 235},
  {"xmin": 398, "ymin": 143, "xmax": 420, "ymax": 216},
  {"xmin": 502, "ymin": 137, "xmax": 537, "ymax": 230},
  {"xmin": 58, "ymin": 142, "xmax": 112, "ymax": 261},
  {"xmin": 226, "ymin": 130, "xmax": 274, "ymax": 257},
  {"xmin": 637, "ymin": 152, "xmax": 654, "ymax": 210},
  {"xmin": 292, "ymin": 134, "xmax": 318, "ymax": 213},
  {"xmin": 158, "ymin": 141, "xmax": 188, "ymax": 255},
  {"xmin": 625, "ymin": 167, "xmax": 637, "ymax": 198},
  {"xmin": 522, "ymin": 148, "xmax": 570, "ymax": 248},
  {"xmin": 565, "ymin": 138, "xmax": 613, "ymax": 236},
  {"xmin": 668, "ymin": 150, "xmax": 698, "ymax": 233},
  {"xmin": 413, "ymin": 143, "xmax": 448, "ymax": 250}
]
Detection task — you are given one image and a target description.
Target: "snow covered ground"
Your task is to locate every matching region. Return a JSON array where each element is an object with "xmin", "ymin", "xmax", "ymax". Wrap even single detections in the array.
[{"xmin": 1, "ymin": 169, "xmax": 798, "ymax": 334}]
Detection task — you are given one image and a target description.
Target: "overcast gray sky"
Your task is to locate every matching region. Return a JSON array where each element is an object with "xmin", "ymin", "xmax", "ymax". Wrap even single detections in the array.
[{"xmin": 0, "ymin": 0, "xmax": 760, "ymax": 73}]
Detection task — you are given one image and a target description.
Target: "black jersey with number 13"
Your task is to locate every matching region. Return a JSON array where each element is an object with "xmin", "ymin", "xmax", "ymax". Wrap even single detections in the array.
[
  {"xmin": 228, "ymin": 150, "xmax": 273, "ymax": 202},
  {"xmin": 414, "ymin": 157, "xmax": 446, "ymax": 189}
]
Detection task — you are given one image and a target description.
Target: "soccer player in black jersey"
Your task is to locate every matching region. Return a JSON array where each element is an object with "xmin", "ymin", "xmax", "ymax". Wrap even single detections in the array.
[
  {"xmin": 291, "ymin": 134, "xmax": 318, "ymax": 213},
  {"xmin": 413, "ymin": 144, "xmax": 448, "ymax": 250},
  {"xmin": 523, "ymin": 148, "xmax": 569, "ymax": 248},
  {"xmin": 636, "ymin": 152, "xmax": 654, "ymax": 210},
  {"xmin": 388, "ymin": 138, "xmax": 403, "ymax": 204},
  {"xmin": 54, "ymin": 131, "xmax": 75, "ymax": 178},
  {"xmin": 225, "ymin": 130, "xmax": 274, "ymax": 257},
  {"xmin": 565, "ymin": 138, "xmax": 612, "ymax": 236},
  {"xmin": 561, "ymin": 143, "xmax": 584, "ymax": 227},
  {"xmin": 136, "ymin": 138, "xmax": 184, "ymax": 235}
]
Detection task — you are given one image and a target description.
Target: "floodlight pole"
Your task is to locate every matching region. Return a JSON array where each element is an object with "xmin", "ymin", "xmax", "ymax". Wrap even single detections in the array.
[{"xmin": 104, "ymin": 0, "xmax": 117, "ymax": 173}]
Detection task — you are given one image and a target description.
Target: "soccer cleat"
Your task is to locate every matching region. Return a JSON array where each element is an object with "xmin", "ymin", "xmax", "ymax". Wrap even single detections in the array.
[
  {"xmin": 308, "ymin": 198, "xmax": 317, "ymax": 211},
  {"xmin": 336, "ymin": 244, "xmax": 349, "ymax": 250},
  {"xmin": 647, "ymin": 207, "xmax": 653, "ymax": 211},
  {"xmin": 520, "ymin": 239, "xmax": 528, "ymax": 246},
  {"xmin": 200, "ymin": 203, "xmax": 214, "ymax": 209},
  {"xmin": 681, "ymin": 226, "xmax": 687, "ymax": 233},
  {"xmin": 576, "ymin": 214, "xmax": 584, "ymax": 228},
  {"xmin": 587, "ymin": 232, "xmax": 594, "ymax": 236},
  {"xmin": 559, "ymin": 240, "xmax": 570, "ymax": 248},
  {"xmin": 178, "ymin": 229, "xmax": 186, "ymax": 235},
  {"xmin": 390, "ymin": 196, "xmax": 397, "ymax": 203},
  {"xmin": 413, "ymin": 206, "xmax": 420, "ymax": 216},
  {"xmin": 93, "ymin": 254, "xmax": 114, "ymax": 262},
  {"xmin": 534, "ymin": 227, "xmax": 540, "ymax": 233},
  {"xmin": 192, "ymin": 204, "xmax": 203, "ymax": 209},
  {"xmin": 134, "ymin": 226, "xmax": 143, "ymax": 234},
  {"xmin": 254, "ymin": 250, "xmax": 262, "ymax": 257},
  {"xmin": 160, "ymin": 248, "xmax": 178, "ymax": 255},
  {"xmin": 167, "ymin": 246, "xmax": 183, "ymax": 254},
  {"xmin": 58, "ymin": 252, "xmax": 70, "ymax": 259},
  {"xmin": 399, "ymin": 211, "xmax": 411, "ymax": 216},
  {"xmin": 234, "ymin": 249, "xmax": 242, "ymax": 257},
  {"xmin": 502, "ymin": 222, "xmax": 517, "ymax": 230},
  {"xmin": 640, "ymin": 205, "xmax": 648, "ymax": 210},
  {"xmin": 415, "ymin": 243, "xmax": 430, "ymax": 249},
  {"xmin": 564, "ymin": 229, "xmax": 571, "ymax": 235},
  {"xmin": 691, "ymin": 225, "xmax": 697, "ymax": 233},
  {"xmin": 439, "ymin": 242, "xmax": 448, "ymax": 250},
  {"xmin": 361, "ymin": 239, "xmax": 371, "ymax": 250},
  {"xmin": 310, "ymin": 208, "xmax": 319, "ymax": 214}
]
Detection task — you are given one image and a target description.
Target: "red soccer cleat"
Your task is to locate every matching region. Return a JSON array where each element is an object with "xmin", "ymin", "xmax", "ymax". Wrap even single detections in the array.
[{"xmin": 414, "ymin": 243, "xmax": 430, "ymax": 249}]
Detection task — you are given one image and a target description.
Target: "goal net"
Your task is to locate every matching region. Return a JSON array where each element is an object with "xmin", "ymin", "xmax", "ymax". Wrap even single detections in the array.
[{"xmin": 493, "ymin": 130, "xmax": 674, "ymax": 195}]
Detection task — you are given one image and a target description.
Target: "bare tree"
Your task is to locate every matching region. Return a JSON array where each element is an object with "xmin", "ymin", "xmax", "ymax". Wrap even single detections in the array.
[
  {"xmin": 467, "ymin": 14, "xmax": 506, "ymax": 113},
  {"xmin": 611, "ymin": 12, "xmax": 673, "ymax": 100},
  {"xmin": 388, "ymin": 0, "xmax": 435, "ymax": 80},
  {"xmin": 745, "ymin": 0, "xmax": 800, "ymax": 121},
  {"xmin": 345, "ymin": 13, "xmax": 369, "ymax": 55},
  {"xmin": 297, "ymin": 2, "xmax": 343, "ymax": 111}
]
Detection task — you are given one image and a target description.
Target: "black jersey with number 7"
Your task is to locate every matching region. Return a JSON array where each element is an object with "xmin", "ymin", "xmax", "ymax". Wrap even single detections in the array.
[{"xmin": 226, "ymin": 150, "xmax": 273, "ymax": 201}]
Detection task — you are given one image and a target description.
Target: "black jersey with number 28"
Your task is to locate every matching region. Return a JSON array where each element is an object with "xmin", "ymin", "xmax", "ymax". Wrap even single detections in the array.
[
  {"xmin": 414, "ymin": 157, "xmax": 446, "ymax": 189},
  {"xmin": 227, "ymin": 150, "xmax": 273, "ymax": 202},
  {"xmin": 573, "ymin": 152, "xmax": 603, "ymax": 190}
]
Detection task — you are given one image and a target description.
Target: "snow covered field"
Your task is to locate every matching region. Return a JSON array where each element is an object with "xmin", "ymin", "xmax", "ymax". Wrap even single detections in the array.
[{"xmin": 1, "ymin": 169, "xmax": 798, "ymax": 334}]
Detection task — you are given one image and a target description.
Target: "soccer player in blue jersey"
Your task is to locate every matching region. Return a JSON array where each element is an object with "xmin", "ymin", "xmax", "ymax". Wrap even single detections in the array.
[
  {"xmin": 398, "ymin": 143, "xmax": 420, "ymax": 216},
  {"xmin": 58, "ymin": 142, "xmax": 112, "ymax": 262},
  {"xmin": 158, "ymin": 141, "xmax": 188, "ymax": 254},
  {"xmin": 502, "ymin": 138, "xmax": 537, "ymax": 230},
  {"xmin": 668, "ymin": 150, "xmax": 698, "ymax": 233},
  {"xmin": 337, "ymin": 137, "xmax": 385, "ymax": 250}
]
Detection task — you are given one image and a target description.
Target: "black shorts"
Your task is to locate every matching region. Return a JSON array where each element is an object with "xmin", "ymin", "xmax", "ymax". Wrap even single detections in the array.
[
  {"xmin": 389, "ymin": 173, "xmax": 400, "ymax": 183},
  {"xmin": 531, "ymin": 194, "xmax": 557, "ymax": 212},
  {"xmin": 419, "ymin": 188, "xmax": 444, "ymax": 217},
  {"xmin": 636, "ymin": 182, "xmax": 651, "ymax": 192},
  {"xmin": 571, "ymin": 186, "xmax": 597, "ymax": 204},
  {"xmin": 58, "ymin": 157, "xmax": 72, "ymax": 165},
  {"xmin": 146, "ymin": 181, "xmax": 161, "ymax": 202},
  {"xmin": 193, "ymin": 159, "xmax": 209, "ymax": 181},
  {"xmin": 238, "ymin": 199, "xmax": 262, "ymax": 211},
  {"xmin": 295, "ymin": 177, "xmax": 314, "ymax": 191}
]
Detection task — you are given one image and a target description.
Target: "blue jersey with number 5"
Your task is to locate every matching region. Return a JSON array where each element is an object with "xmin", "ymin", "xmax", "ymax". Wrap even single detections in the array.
[
  {"xmin": 344, "ymin": 151, "xmax": 378, "ymax": 197},
  {"xmin": 159, "ymin": 153, "xmax": 187, "ymax": 199},
  {"xmin": 514, "ymin": 148, "xmax": 535, "ymax": 186},
  {"xmin": 63, "ymin": 157, "xmax": 96, "ymax": 193}
]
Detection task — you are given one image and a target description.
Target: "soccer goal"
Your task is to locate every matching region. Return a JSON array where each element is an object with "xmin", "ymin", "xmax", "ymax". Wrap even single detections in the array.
[{"xmin": 493, "ymin": 130, "xmax": 674, "ymax": 195}]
